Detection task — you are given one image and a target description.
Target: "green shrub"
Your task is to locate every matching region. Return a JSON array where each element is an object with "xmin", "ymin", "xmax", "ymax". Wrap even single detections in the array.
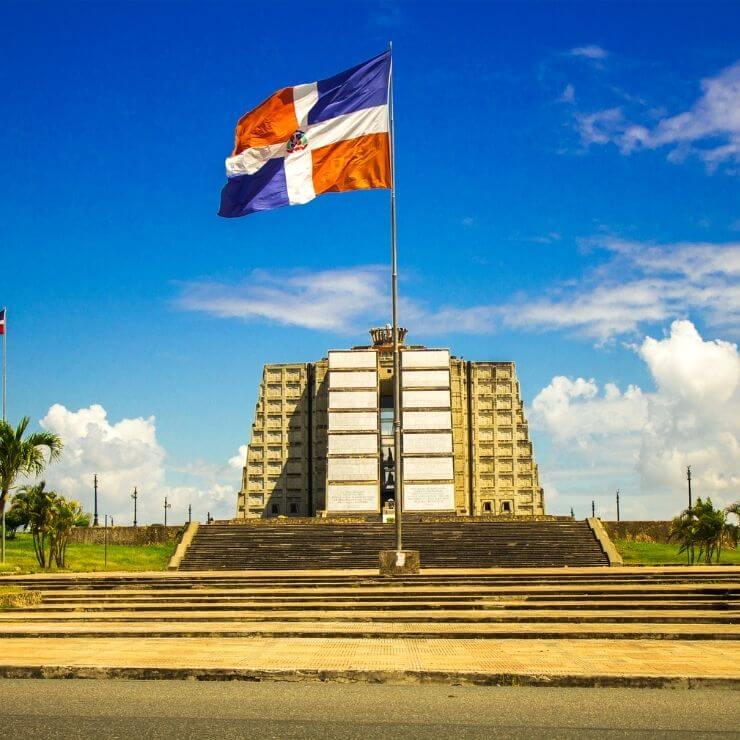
[{"xmin": 0, "ymin": 586, "xmax": 41, "ymax": 608}]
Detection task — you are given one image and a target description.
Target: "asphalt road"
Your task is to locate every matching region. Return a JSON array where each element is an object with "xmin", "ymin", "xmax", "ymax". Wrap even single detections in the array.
[{"xmin": 0, "ymin": 679, "xmax": 737, "ymax": 739}]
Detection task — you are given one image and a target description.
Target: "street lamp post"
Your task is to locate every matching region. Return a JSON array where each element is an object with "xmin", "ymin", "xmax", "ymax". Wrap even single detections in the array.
[
  {"xmin": 188, "ymin": 504, "xmax": 192, "ymax": 524},
  {"xmin": 163, "ymin": 496, "xmax": 172, "ymax": 527},
  {"xmin": 591, "ymin": 500, "xmax": 596, "ymax": 518},
  {"xmin": 93, "ymin": 474, "xmax": 99, "ymax": 527},
  {"xmin": 131, "ymin": 487, "xmax": 138, "ymax": 527},
  {"xmin": 687, "ymin": 465, "xmax": 693, "ymax": 509},
  {"xmin": 616, "ymin": 489, "xmax": 620, "ymax": 522}
]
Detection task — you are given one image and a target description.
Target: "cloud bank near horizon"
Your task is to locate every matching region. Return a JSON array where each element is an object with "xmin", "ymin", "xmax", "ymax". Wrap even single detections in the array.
[
  {"xmin": 175, "ymin": 237, "xmax": 740, "ymax": 342},
  {"xmin": 29, "ymin": 404, "xmax": 241, "ymax": 524},
  {"xmin": 530, "ymin": 320, "xmax": 739, "ymax": 518}
]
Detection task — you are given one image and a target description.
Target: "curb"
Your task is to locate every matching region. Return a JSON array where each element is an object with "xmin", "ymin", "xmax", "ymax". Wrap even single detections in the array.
[
  {"xmin": 0, "ymin": 665, "xmax": 736, "ymax": 690},
  {"xmin": 0, "ymin": 630, "xmax": 735, "ymax": 640}
]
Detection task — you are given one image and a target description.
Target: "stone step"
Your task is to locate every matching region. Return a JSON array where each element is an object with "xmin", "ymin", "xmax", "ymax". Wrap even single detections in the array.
[
  {"xmin": 3, "ymin": 608, "xmax": 737, "ymax": 623},
  {"xmin": 30, "ymin": 587, "xmax": 739, "ymax": 599},
  {"xmin": 27, "ymin": 599, "xmax": 740, "ymax": 615},
  {"xmin": 178, "ymin": 520, "xmax": 611, "ymax": 570},
  {"xmin": 0, "ymin": 620, "xmax": 735, "ymax": 640},
  {"xmin": 8, "ymin": 576, "xmax": 740, "ymax": 591}
]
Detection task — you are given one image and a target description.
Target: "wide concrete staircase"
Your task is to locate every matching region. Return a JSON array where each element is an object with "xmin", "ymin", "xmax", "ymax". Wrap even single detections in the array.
[
  {"xmin": 2, "ymin": 569, "xmax": 737, "ymax": 641},
  {"xmin": 178, "ymin": 520, "xmax": 610, "ymax": 570}
]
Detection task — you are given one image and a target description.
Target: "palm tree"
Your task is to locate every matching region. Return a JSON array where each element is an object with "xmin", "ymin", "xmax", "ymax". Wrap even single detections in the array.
[
  {"xmin": 49, "ymin": 496, "xmax": 84, "ymax": 568},
  {"xmin": 671, "ymin": 498, "xmax": 730, "ymax": 565},
  {"xmin": 726, "ymin": 501, "xmax": 739, "ymax": 549},
  {"xmin": 0, "ymin": 417, "xmax": 63, "ymax": 560},
  {"xmin": 11, "ymin": 482, "xmax": 56, "ymax": 567},
  {"xmin": 12, "ymin": 483, "xmax": 85, "ymax": 569}
]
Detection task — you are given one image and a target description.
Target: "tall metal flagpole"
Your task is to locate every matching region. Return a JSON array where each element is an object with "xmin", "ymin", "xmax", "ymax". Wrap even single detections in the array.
[
  {"xmin": 2, "ymin": 307, "xmax": 6, "ymax": 422},
  {"xmin": 388, "ymin": 44, "xmax": 403, "ymax": 554}
]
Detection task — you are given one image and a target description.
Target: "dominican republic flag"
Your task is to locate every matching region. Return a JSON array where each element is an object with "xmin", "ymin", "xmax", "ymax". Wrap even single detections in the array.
[
  {"xmin": 0, "ymin": 309, "xmax": 5, "ymax": 336},
  {"xmin": 219, "ymin": 51, "xmax": 391, "ymax": 218}
]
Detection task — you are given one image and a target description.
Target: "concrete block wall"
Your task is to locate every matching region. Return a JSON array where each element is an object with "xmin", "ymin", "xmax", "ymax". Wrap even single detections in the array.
[{"xmin": 603, "ymin": 521, "xmax": 673, "ymax": 544}]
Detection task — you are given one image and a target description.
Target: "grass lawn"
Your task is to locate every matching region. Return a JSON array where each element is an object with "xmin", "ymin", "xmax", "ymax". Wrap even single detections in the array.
[
  {"xmin": 0, "ymin": 533, "xmax": 176, "ymax": 574},
  {"xmin": 615, "ymin": 539, "xmax": 740, "ymax": 565}
]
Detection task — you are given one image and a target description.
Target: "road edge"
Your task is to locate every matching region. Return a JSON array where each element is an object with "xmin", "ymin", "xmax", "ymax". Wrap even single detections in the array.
[{"xmin": 0, "ymin": 665, "xmax": 736, "ymax": 690}]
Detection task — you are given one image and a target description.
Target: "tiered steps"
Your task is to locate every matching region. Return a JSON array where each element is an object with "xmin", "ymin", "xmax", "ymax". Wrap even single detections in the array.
[
  {"xmin": 178, "ymin": 520, "xmax": 610, "ymax": 570},
  {"xmin": 2, "ymin": 569, "xmax": 737, "ymax": 641}
]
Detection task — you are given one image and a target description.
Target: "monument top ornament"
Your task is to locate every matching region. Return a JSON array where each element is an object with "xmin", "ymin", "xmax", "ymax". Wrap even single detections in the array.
[{"xmin": 370, "ymin": 325, "xmax": 408, "ymax": 348}]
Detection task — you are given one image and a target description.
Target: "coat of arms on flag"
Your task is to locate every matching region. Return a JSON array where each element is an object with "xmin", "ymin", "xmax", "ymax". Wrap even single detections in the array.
[
  {"xmin": 0, "ymin": 309, "xmax": 5, "ymax": 336},
  {"xmin": 219, "ymin": 51, "xmax": 391, "ymax": 217}
]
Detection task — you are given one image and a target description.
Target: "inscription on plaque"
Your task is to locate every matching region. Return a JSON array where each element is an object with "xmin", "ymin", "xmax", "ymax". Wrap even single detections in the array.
[
  {"xmin": 328, "ymin": 434, "xmax": 378, "ymax": 455},
  {"xmin": 327, "ymin": 483, "xmax": 378, "ymax": 511},
  {"xmin": 404, "ymin": 483, "xmax": 455, "ymax": 511},
  {"xmin": 327, "ymin": 457, "xmax": 378, "ymax": 482},
  {"xmin": 329, "ymin": 391, "xmax": 377, "ymax": 409},
  {"xmin": 328, "ymin": 411, "xmax": 378, "ymax": 431},
  {"xmin": 403, "ymin": 410, "xmax": 452, "ymax": 430},
  {"xmin": 402, "ymin": 370, "xmax": 450, "ymax": 388},
  {"xmin": 329, "ymin": 371, "xmax": 377, "ymax": 389},
  {"xmin": 403, "ymin": 457, "xmax": 454, "ymax": 480},
  {"xmin": 402, "ymin": 390, "xmax": 451, "ymax": 409},
  {"xmin": 329, "ymin": 351, "xmax": 376, "ymax": 369},
  {"xmin": 401, "ymin": 350, "xmax": 450, "ymax": 369},
  {"xmin": 403, "ymin": 433, "xmax": 453, "ymax": 454}
]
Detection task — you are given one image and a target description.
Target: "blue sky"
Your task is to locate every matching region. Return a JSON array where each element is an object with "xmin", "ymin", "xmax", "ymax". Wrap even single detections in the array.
[{"xmin": 2, "ymin": 1, "xmax": 738, "ymax": 523}]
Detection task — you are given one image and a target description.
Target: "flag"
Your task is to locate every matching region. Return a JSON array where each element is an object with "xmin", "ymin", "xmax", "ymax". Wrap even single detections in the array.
[
  {"xmin": 0, "ymin": 309, "xmax": 5, "ymax": 336},
  {"xmin": 219, "ymin": 51, "xmax": 391, "ymax": 218}
]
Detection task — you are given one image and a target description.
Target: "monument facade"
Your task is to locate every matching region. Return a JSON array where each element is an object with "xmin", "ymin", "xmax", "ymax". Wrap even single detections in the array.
[{"xmin": 236, "ymin": 328, "xmax": 545, "ymax": 518}]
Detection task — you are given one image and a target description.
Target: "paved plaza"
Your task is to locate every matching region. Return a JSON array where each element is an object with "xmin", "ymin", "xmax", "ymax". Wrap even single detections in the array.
[
  {"xmin": 1, "ymin": 566, "xmax": 738, "ymax": 688},
  {"xmin": 1, "ymin": 636, "xmax": 738, "ymax": 687}
]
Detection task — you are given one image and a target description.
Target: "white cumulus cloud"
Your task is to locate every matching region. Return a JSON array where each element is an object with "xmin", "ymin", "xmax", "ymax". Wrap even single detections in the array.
[
  {"xmin": 531, "ymin": 320, "xmax": 740, "ymax": 518},
  {"xmin": 502, "ymin": 237, "xmax": 740, "ymax": 341},
  {"xmin": 575, "ymin": 60, "xmax": 740, "ymax": 172},
  {"xmin": 176, "ymin": 266, "xmax": 387, "ymax": 333},
  {"xmin": 176, "ymin": 235, "xmax": 740, "ymax": 342},
  {"xmin": 32, "ymin": 404, "xmax": 242, "ymax": 525}
]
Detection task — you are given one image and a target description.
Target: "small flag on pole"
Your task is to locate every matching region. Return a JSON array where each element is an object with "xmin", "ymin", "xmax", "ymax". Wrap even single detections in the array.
[
  {"xmin": 0, "ymin": 309, "xmax": 5, "ymax": 335},
  {"xmin": 219, "ymin": 51, "xmax": 391, "ymax": 218}
]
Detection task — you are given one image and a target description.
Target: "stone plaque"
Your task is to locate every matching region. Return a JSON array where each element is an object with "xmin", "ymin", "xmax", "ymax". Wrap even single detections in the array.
[
  {"xmin": 402, "ymin": 390, "xmax": 451, "ymax": 409},
  {"xmin": 329, "ymin": 371, "xmax": 377, "ymax": 389},
  {"xmin": 404, "ymin": 483, "xmax": 455, "ymax": 511},
  {"xmin": 402, "ymin": 370, "xmax": 450, "ymax": 388},
  {"xmin": 327, "ymin": 483, "xmax": 379, "ymax": 511},
  {"xmin": 328, "ymin": 434, "xmax": 378, "ymax": 455},
  {"xmin": 329, "ymin": 390, "xmax": 377, "ymax": 409},
  {"xmin": 402, "ymin": 410, "xmax": 452, "ymax": 430},
  {"xmin": 401, "ymin": 350, "xmax": 450, "ymax": 369},
  {"xmin": 329, "ymin": 351, "xmax": 376, "ymax": 369},
  {"xmin": 327, "ymin": 457, "xmax": 378, "ymax": 482},
  {"xmin": 328, "ymin": 411, "xmax": 378, "ymax": 432},
  {"xmin": 403, "ymin": 433, "xmax": 453, "ymax": 454},
  {"xmin": 403, "ymin": 457, "xmax": 454, "ymax": 481}
]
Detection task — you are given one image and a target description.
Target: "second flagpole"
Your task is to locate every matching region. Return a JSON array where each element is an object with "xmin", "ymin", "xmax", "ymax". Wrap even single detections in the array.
[
  {"xmin": 388, "ymin": 44, "xmax": 403, "ymax": 554},
  {"xmin": 2, "ymin": 307, "xmax": 5, "ymax": 423},
  {"xmin": 1, "ymin": 307, "xmax": 5, "ymax": 563}
]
